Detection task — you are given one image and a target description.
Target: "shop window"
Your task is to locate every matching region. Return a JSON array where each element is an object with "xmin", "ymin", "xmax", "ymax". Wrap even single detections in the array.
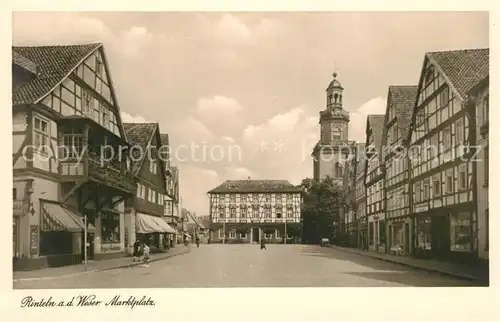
[
  {"xmin": 101, "ymin": 212, "xmax": 120, "ymax": 244},
  {"xmin": 241, "ymin": 232, "xmax": 247, "ymax": 239},
  {"xmin": 264, "ymin": 232, "xmax": 273, "ymax": 239},
  {"xmin": 450, "ymin": 212, "xmax": 471, "ymax": 252},
  {"xmin": 275, "ymin": 230, "xmax": 281, "ymax": 239},
  {"xmin": 416, "ymin": 218, "xmax": 431, "ymax": 250},
  {"xmin": 379, "ymin": 220, "xmax": 386, "ymax": 244},
  {"xmin": 218, "ymin": 229, "xmax": 224, "ymax": 239},
  {"xmin": 229, "ymin": 230, "xmax": 236, "ymax": 239}
]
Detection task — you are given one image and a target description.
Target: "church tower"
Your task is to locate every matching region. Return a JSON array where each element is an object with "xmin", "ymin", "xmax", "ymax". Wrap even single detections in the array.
[{"xmin": 312, "ymin": 72, "xmax": 352, "ymax": 184}]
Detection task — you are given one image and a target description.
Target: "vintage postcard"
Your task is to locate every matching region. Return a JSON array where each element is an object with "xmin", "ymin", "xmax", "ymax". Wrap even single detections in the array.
[{"xmin": 3, "ymin": 6, "xmax": 497, "ymax": 322}]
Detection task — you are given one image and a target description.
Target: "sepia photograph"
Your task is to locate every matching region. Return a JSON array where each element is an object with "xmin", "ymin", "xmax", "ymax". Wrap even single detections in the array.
[{"xmin": 11, "ymin": 11, "xmax": 489, "ymax": 290}]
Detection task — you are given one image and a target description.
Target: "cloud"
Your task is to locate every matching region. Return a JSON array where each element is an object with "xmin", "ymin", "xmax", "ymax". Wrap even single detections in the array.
[
  {"xmin": 120, "ymin": 112, "xmax": 150, "ymax": 123},
  {"xmin": 196, "ymin": 96, "xmax": 246, "ymax": 136},
  {"xmin": 349, "ymin": 97, "xmax": 387, "ymax": 142},
  {"xmin": 211, "ymin": 14, "xmax": 281, "ymax": 46}
]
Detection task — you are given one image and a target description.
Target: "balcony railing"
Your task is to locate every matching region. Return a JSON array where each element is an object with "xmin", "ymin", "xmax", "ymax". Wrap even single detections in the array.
[{"xmin": 60, "ymin": 154, "xmax": 135, "ymax": 194}]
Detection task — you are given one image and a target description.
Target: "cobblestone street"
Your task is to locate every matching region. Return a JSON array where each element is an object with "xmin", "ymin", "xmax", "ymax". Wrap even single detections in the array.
[{"xmin": 13, "ymin": 244, "xmax": 477, "ymax": 289}]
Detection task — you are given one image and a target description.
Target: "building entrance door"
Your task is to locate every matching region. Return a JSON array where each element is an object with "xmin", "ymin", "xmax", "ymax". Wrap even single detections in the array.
[{"xmin": 252, "ymin": 228, "xmax": 259, "ymax": 243}]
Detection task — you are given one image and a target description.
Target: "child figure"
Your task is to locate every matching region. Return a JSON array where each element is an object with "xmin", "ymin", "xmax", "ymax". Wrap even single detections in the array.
[
  {"xmin": 143, "ymin": 243, "xmax": 151, "ymax": 263},
  {"xmin": 260, "ymin": 239, "xmax": 266, "ymax": 250}
]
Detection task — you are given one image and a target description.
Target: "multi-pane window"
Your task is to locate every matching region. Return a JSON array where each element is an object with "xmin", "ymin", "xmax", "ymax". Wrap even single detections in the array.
[
  {"xmin": 446, "ymin": 169, "xmax": 453, "ymax": 193},
  {"xmin": 286, "ymin": 193, "xmax": 293, "ymax": 203},
  {"xmin": 219, "ymin": 194, "xmax": 225, "ymax": 203},
  {"xmin": 33, "ymin": 116, "xmax": 49, "ymax": 153},
  {"xmin": 240, "ymin": 207, "xmax": 247, "ymax": 218},
  {"xmin": 286, "ymin": 206, "xmax": 293, "ymax": 218},
  {"xmin": 240, "ymin": 194, "xmax": 247, "ymax": 203},
  {"xmin": 229, "ymin": 207, "xmax": 236, "ymax": 218},
  {"xmin": 229, "ymin": 194, "xmax": 236, "ymax": 203},
  {"xmin": 264, "ymin": 207, "xmax": 271, "ymax": 218},
  {"xmin": 458, "ymin": 164, "xmax": 467, "ymax": 190},
  {"xmin": 432, "ymin": 174, "xmax": 441, "ymax": 197},
  {"xmin": 252, "ymin": 194, "xmax": 259, "ymax": 203},
  {"xmin": 252, "ymin": 206, "xmax": 259, "ymax": 218},
  {"xmin": 423, "ymin": 177, "xmax": 430, "ymax": 200},
  {"xmin": 229, "ymin": 230, "xmax": 236, "ymax": 239},
  {"xmin": 275, "ymin": 193, "xmax": 282, "ymax": 203}
]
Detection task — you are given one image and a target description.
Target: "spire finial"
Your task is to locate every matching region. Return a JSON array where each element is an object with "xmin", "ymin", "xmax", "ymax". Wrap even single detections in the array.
[{"xmin": 333, "ymin": 72, "xmax": 338, "ymax": 78}]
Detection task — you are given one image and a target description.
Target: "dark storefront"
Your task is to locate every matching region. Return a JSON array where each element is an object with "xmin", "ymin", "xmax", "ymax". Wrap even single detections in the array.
[{"xmin": 412, "ymin": 202, "xmax": 476, "ymax": 264}]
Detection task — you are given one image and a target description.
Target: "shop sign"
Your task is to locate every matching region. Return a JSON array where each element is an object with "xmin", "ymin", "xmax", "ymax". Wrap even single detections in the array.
[
  {"xmin": 13, "ymin": 200, "xmax": 25, "ymax": 216},
  {"xmin": 414, "ymin": 204, "xmax": 429, "ymax": 213},
  {"xmin": 30, "ymin": 225, "xmax": 39, "ymax": 255}
]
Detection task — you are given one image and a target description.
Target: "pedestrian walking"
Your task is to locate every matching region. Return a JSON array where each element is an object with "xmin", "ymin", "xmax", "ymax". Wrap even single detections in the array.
[
  {"xmin": 132, "ymin": 239, "xmax": 141, "ymax": 262},
  {"xmin": 260, "ymin": 239, "xmax": 266, "ymax": 250},
  {"xmin": 143, "ymin": 242, "xmax": 151, "ymax": 263},
  {"xmin": 195, "ymin": 236, "xmax": 200, "ymax": 248}
]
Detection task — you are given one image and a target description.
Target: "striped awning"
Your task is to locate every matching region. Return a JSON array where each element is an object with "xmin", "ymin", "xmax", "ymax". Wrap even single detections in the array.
[
  {"xmin": 136, "ymin": 213, "xmax": 175, "ymax": 234},
  {"xmin": 41, "ymin": 202, "xmax": 96, "ymax": 233}
]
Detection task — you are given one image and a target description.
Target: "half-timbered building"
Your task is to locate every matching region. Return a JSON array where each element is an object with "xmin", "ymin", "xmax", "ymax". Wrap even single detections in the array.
[
  {"xmin": 354, "ymin": 143, "xmax": 367, "ymax": 249},
  {"xmin": 124, "ymin": 123, "xmax": 175, "ymax": 252},
  {"xmin": 364, "ymin": 115, "xmax": 386, "ymax": 253},
  {"xmin": 12, "ymin": 44, "xmax": 135, "ymax": 269},
  {"xmin": 407, "ymin": 48, "xmax": 489, "ymax": 263},
  {"xmin": 160, "ymin": 134, "xmax": 182, "ymax": 246},
  {"xmin": 382, "ymin": 85, "xmax": 417, "ymax": 256},
  {"xmin": 208, "ymin": 179, "xmax": 302, "ymax": 244},
  {"xmin": 470, "ymin": 76, "xmax": 489, "ymax": 263}
]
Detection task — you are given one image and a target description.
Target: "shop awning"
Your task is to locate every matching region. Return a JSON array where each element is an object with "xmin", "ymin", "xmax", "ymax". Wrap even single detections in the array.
[
  {"xmin": 158, "ymin": 217, "xmax": 177, "ymax": 234},
  {"xmin": 41, "ymin": 203, "xmax": 97, "ymax": 233},
  {"xmin": 136, "ymin": 213, "xmax": 164, "ymax": 234}
]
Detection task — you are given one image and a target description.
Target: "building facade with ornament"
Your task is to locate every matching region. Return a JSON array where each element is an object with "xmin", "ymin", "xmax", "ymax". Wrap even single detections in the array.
[{"xmin": 207, "ymin": 179, "xmax": 302, "ymax": 244}]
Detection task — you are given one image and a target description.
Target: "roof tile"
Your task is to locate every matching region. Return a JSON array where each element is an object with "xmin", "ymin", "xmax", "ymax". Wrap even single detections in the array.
[
  {"xmin": 12, "ymin": 43, "xmax": 101, "ymax": 105},
  {"xmin": 208, "ymin": 180, "xmax": 302, "ymax": 194},
  {"xmin": 388, "ymin": 85, "xmax": 418, "ymax": 142},
  {"xmin": 428, "ymin": 48, "xmax": 489, "ymax": 99},
  {"xmin": 123, "ymin": 122, "xmax": 158, "ymax": 175}
]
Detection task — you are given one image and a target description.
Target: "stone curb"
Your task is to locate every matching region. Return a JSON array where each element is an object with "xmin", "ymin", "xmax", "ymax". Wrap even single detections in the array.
[
  {"xmin": 330, "ymin": 245, "xmax": 488, "ymax": 284},
  {"xmin": 13, "ymin": 247, "xmax": 190, "ymax": 282}
]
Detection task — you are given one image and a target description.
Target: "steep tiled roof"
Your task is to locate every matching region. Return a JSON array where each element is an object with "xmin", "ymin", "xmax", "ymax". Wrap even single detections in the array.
[
  {"xmin": 12, "ymin": 43, "xmax": 101, "ymax": 105},
  {"xmin": 123, "ymin": 122, "xmax": 158, "ymax": 175},
  {"xmin": 12, "ymin": 51, "xmax": 37, "ymax": 74},
  {"xmin": 388, "ymin": 85, "xmax": 418, "ymax": 142},
  {"xmin": 428, "ymin": 48, "xmax": 489, "ymax": 100},
  {"xmin": 208, "ymin": 179, "xmax": 302, "ymax": 194},
  {"xmin": 367, "ymin": 114, "xmax": 385, "ymax": 157}
]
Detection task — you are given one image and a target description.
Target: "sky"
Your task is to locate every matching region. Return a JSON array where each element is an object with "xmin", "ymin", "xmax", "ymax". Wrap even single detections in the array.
[{"xmin": 12, "ymin": 12, "xmax": 489, "ymax": 215}]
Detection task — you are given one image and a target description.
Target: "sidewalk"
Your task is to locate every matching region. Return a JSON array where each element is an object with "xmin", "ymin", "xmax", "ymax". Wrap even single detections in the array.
[
  {"xmin": 330, "ymin": 245, "xmax": 489, "ymax": 284},
  {"xmin": 13, "ymin": 245, "xmax": 190, "ymax": 282}
]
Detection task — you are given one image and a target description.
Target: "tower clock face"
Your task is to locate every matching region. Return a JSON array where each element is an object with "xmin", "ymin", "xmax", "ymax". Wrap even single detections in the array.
[{"xmin": 334, "ymin": 108, "xmax": 341, "ymax": 114}]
